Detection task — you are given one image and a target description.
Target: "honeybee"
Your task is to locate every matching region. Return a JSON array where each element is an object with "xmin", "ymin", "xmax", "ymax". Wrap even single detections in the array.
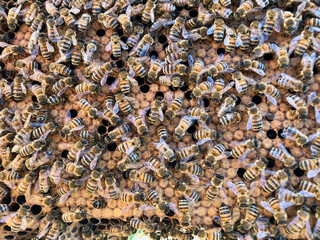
[
  {"xmin": 246, "ymin": 102, "xmax": 263, "ymax": 132},
  {"xmin": 224, "ymin": 28, "xmax": 241, "ymax": 53},
  {"xmin": 36, "ymin": 210, "xmax": 59, "ymax": 238},
  {"xmin": 231, "ymin": 70, "xmax": 256, "ymax": 94},
  {"xmin": 127, "ymin": 56, "xmax": 148, "ymax": 78},
  {"xmin": 1, "ymin": 205, "xmax": 30, "ymax": 232},
  {"xmin": 164, "ymin": 94, "xmax": 183, "ymax": 121},
  {"xmin": 24, "ymin": 2, "xmax": 40, "ymax": 25},
  {"xmin": 147, "ymin": 57, "xmax": 166, "ymax": 83},
  {"xmin": 101, "ymin": 105, "xmax": 122, "ymax": 126},
  {"xmin": 117, "ymin": 152, "xmax": 140, "ymax": 173},
  {"xmin": 44, "ymin": 220, "xmax": 64, "ymax": 240},
  {"xmin": 0, "ymin": 42, "xmax": 26, "ymax": 60},
  {"xmin": 128, "ymin": 169, "xmax": 154, "ymax": 189},
  {"xmin": 117, "ymin": 5, "xmax": 133, "ymax": 35},
  {"xmin": 236, "ymin": 24, "xmax": 251, "ymax": 52},
  {"xmin": 19, "ymin": 138, "xmax": 46, "ymax": 157},
  {"xmin": 163, "ymin": 60, "xmax": 188, "ymax": 76},
  {"xmin": 244, "ymin": 157, "xmax": 268, "ymax": 181},
  {"xmin": 277, "ymin": 187, "xmax": 304, "ymax": 207},
  {"xmin": 12, "ymin": 74, "xmax": 27, "ymax": 102},
  {"xmin": 62, "ymin": 209, "xmax": 87, "ymax": 223},
  {"xmin": 81, "ymin": 143, "xmax": 104, "ymax": 170},
  {"xmin": 188, "ymin": 105, "xmax": 210, "ymax": 123},
  {"xmin": 144, "ymin": 156, "xmax": 170, "ymax": 179},
  {"xmin": 52, "ymin": 77, "xmax": 77, "ymax": 97},
  {"xmin": 262, "ymin": 169, "xmax": 289, "ymax": 193},
  {"xmin": 269, "ymin": 142, "xmax": 297, "ymax": 169},
  {"xmin": 174, "ymin": 115, "xmax": 198, "ymax": 140},
  {"xmin": 286, "ymin": 94, "xmax": 310, "ymax": 120},
  {"xmin": 281, "ymin": 127, "xmax": 309, "ymax": 148},
  {"xmin": 203, "ymin": 143, "xmax": 229, "ymax": 168},
  {"xmin": 60, "ymin": 7, "xmax": 77, "ymax": 28},
  {"xmin": 286, "ymin": 207, "xmax": 311, "ymax": 237},
  {"xmin": 210, "ymin": 79, "xmax": 235, "ymax": 104},
  {"xmin": 154, "ymin": 138, "xmax": 176, "ymax": 162},
  {"xmin": 176, "ymin": 143, "xmax": 202, "ymax": 164},
  {"xmin": 120, "ymin": 190, "xmax": 147, "ymax": 215},
  {"xmin": 141, "ymin": 0, "xmax": 156, "ymax": 24},
  {"xmin": 252, "ymin": 42, "xmax": 277, "ymax": 59},
  {"xmin": 300, "ymin": 52, "xmax": 316, "ymax": 82},
  {"xmin": 91, "ymin": 61, "xmax": 117, "ymax": 86},
  {"xmin": 276, "ymin": 73, "xmax": 307, "ymax": 93},
  {"xmin": 227, "ymin": 180, "xmax": 255, "ymax": 208},
  {"xmin": 288, "ymin": 26, "xmax": 320, "ymax": 57},
  {"xmin": 313, "ymin": 205, "xmax": 320, "ymax": 240},
  {"xmin": 58, "ymin": 179, "xmax": 84, "ymax": 204},
  {"xmin": 150, "ymin": 13, "xmax": 172, "ymax": 32},
  {"xmin": 167, "ymin": 15, "xmax": 186, "ymax": 41},
  {"xmin": 76, "ymin": 13, "xmax": 91, "ymax": 35},
  {"xmin": 74, "ymin": 74, "xmax": 101, "ymax": 99},
  {"xmin": 104, "ymin": 124, "xmax": 131, "ymax": 143},
  {"xmin": 211, "ymin": 3, "xmax": 233, "ymax": 19},
  {"xmin": 234, "ymin": 0, "xmax": 261, "ymax": 20},
  {"xmin": 260, "ymin": 197, "xmax": 288, "ymax": 226},
  {"xmin": 32, "ymin": 122, "xmax": 56, "ymax": 139},
  {"xmin": 78, "ymin": 99, "xmax": 100, "ymax": 119},
  {"xmin": 60, "ymin": 116, "xmax": 84, "ymax": 138},
  {"xmin": 6, "ymin": 5, "xmax": 22, "ymax": 30},
  {"xmin": 67, "ymin": 139, "xmax": 87, "ymax": 163},
  {"xmin": 130, "ymin": 218, "xmax": 158, "ymax": 233},
  {"xmin": 36, "ymin": 33, "xmax": 54, "ymax": 60},
  {"xmin": 114, "ymin": 92, "xmax": 139, "ymax": 115},
  {"xmin": 105, "ymin": 32, "xmax": 128, "ymax": 58},
  {"xmin": 207, "ymin": 18, "xmax": 229, "ymax": 43},
  {"xmin": 17, "ymin": 170, "xmax": 37, "ymax": 197},
  {"xmin": 83, "ymin": 41, "xmax": 98, "ymax": 65},
  {"xmin": 157, "ymin": 126, "xmax": 168, "ymax": 140},
  {"xmin": 14, "ymin": 57, "xmax": 39, "ymax": 77},
  {"xmin": 201, "ymin": 174, "xmax": 226, "ymax": 202},
  {"xmin": 193, "ymin": 122, "xmax": 220, "ymax": 143},
  {"xmin": 218, "ymin": 112, "xmax": 242, "ymax": 126},
  {"xmin": 217, "ymin": 94, "xmax": 238, "ymax": 117},
  {"xmin": 27, "ymin": 84, "xmax": 47, "ymax": 105},
  {"xmin": 97, "ymin": 13, "xmax": 118, "ymax": 30},
  {"xmin": 188, "ymin": 56, "xmax": 204, "ymax": 84},
  {"xmin": 260, "ymin": 9, "xmax": 281, "ymax": 39},
  {"xmin": 148, "ymin": 96, "xmax": 165, "ymax": 124},
  {"xmin": 249, "ymin": 21, "xmax": 263, "ymax": 47},
  {"xmin": 175, "ymin": 181, "xmax": 201, "ymax": 204},
  {"xmin": 231, "ymin": 139, "xmax": 260, "ymax": 162},
  {"xmin": 165, "ymin": 40, "xmax": 190, "ymax": 54},
  {"xmin": 65, "ymin": 161, "xmax": 89, "ymax": 177},
  {"xmin": 238, "ymin": 59, "xmax": 266, "ymax": 76},
  {"xmin": 216, "ymin": 204, "xmax": 240, "ymax": 234},
  {"xmin": 111, "ymin": 69, "xmax": 138, "ymax": 95},
  {"xmin": 86, "ymin": 167, "xmax": 104, "ymax": 195},
  {"xmin": 49, "ymin": 159, "xmax": 64, "ymax": 184},
  {"xmin": 118, "ymin": 137, "xmax": 142, "ymax": 154}
]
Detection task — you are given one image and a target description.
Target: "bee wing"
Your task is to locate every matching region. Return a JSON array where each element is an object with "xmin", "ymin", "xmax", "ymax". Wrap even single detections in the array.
[
  {"xmin": 296, "ymin": 2, "xmax": 306, "ymax": 17},
  {"xmin": 265, "ymin": 92, "xmax": 277, "ymax": 105},
  {"xmin": 151, "ymin": 8, "xmax": 154, "ymax": 23},
  {"xmin": 159, "ymin": 109, "xmax": 164, "ymax": 121},
  {"xmin": 120, "ymin": 41, "xmax": 129, "ymax": 50},
  {"xmin": 199, "ymin": 64, "xmax": 215, "ymax": 75},
  {"xmin": 126, "ymin": 5, "xmax": 132, "ymax": 20},
  {"xmin": 286, "ymin": 96, "xmax": 298, "ymax": 109},
  {"xmin": 126, "ymin": 96, "xmax": 139, "ymax": 105},
  {"xmin": 186, "ymin": 172, "xmax": 200, "ymax": 184},
  {"xmin": 276, "ymin": 142, "xmax": 294, "ymax": 158},
  {"xmin": 139, "ymin": 204, "xmax": 156, "ymax": 211},
  {"xmin": 36, "ymin": 221, "xmax": 51, "ymax": 238},
  {"xmin": 235, "ymin": 79, "xmax": 243, "ymax": 94},
  {"xmin": 100, "ymin": 72, "xmax": 109, "ymax": 86},
  {"xmin": 126, "ymin": 146, "xmax": 135, "ymax": 155},
  {"xmin": 89, "ymin": 155, "xmax": 99, "ymax": 171},
  {"xmin": 71, "ymin": 35, "xmax": 77, "ymax": 46},
  {"xmin": 59, "ymin": 189, "xmax": 73, "ymax": 204},
  {"xmin": 288, "ymin": 34, "xmax": 302, "ymax": 55},
  {"xmin": 255, "ymin": 0, "xmax": 268, "ymax": 7},
  {"xmin": 315, "ymin": 106, "xmax": 320, "ymax": 123},
  {"xmin": 220, "ymin": 81, "xmax": 234, "ymax": 94},
  {"xmin": 307, "ymin": 92, "xmax": 317, "ymax": 106},
  {"xmin": 188, "ymin": 55, "xmax": 194, "ymax": 68},
  {"xmin": 3, "ymin": 180, "xmax": 16, "ymax": 189},
  {"xmin": 0, "ymin": 7, "xmax": 8, "ymax": 19},
  {"xmin": 223, "ymin": 33, "xmax": 229, "ymax": 46},
  {"xmin": 307, "ymin": 169, "xmax": 320, "ymax": 178},
  {"xmin": 314, "ymin": 219, "xmax": 320, "ymax": 236},
  {"xmin": 312, "ymin": 37, "xmax": 320, "ymax": 52},
  {"xmin": 227, "ymin": 181, "xmax": 239, "ymax": 196},
  {"xmin": 143, "ymin": 162, "xmax": 157, "ymax": 173},
  {"xmin": 207, "ymin": 24, "xmax": 216, "ymax": 35},
  {"xmin": 298, "ymin": 190, "xmax": 315, "ymax": 198},
  {"xmin": 57, "ymin": 86, "xmax": 69, "ymax": 97},
  {"xmin": 260, "ymin": 201, "xmax": 275, "ymax": 214},
  {"xmin": 306, "ymin": 219, "xmax": 312, "ymax": 240},
  {"xmin": 250, "ymin": 67, "xmax": 265, "ymax": 76},
  {"xmin": 120, "ymin": 202, "xmax": 135, "ymax": 216},
  {"xmin": 0, "ymin": 212, "xmax": 17, "ymax": 223},
  {"xmin": 246, "ymin": 115, "xmax": 253, "ymax": 131},
  {"xmin": 104, "ymin": 42, "xmax": 112, "ymax": 52},
  {"xmin": 14, "ymin": 5, "xmax": 22, "ymax": 18},
  {"xmin": 235, "ymin": 33, "xmax": 242, "ymax": 47},
  {"xmin": 243, "ymin": 76, "xmax": 256, "ymax": 85},
  {"xmin": 239, "ymin": 149, "xmax": 252, "ymax": 163},
  {"xmin": 46, "ymin": 42, "xmax": 54, "ymax": 52},
  {"xmin": 150, "ymin": 18, "xmax": 166, "ymax": 32},
  {"xmin": 34, "ymin": 177, "xmax": 40, "ymax": 193}
]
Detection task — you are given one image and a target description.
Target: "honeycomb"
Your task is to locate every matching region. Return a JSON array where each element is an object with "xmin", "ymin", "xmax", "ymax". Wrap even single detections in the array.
[{"xmin": 0, "ymin": 0, "xmax": 320, "ymax": 239}]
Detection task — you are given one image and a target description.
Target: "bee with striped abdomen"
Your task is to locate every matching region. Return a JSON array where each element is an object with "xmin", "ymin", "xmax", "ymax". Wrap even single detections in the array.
[
  {"xmin": 60, "ymin": 7, "xmax": 77, "ymax": 28},
  {"xmin": 176, "ymin": 161, "xmax": 204, "ymax": 184},
  {"xmin": 127, "ymin": 57, "xmax": 148, "ymax": 78},
  {"xmin": 48, "ymin": 63, "xmax": 72, "ymax": 77},
  {"xmin": 128, "ymin": 169, "xmax": 154, "ymax": 189},
  {"xmin": 203, "ymin": 174, "xmax": 227, "ymax": 202},
  {"xmin": 165, "ymin": 49, "xmax": 188, "ymax": 64},
  {"xmin": 148, "ymin": 96, "xmax": 165, "ymax": 124},
  {"xmin": 52, "ymin": 77, "xmax": 77, "ymax": 97},
  {"xmin": 111, "ymin": 70, "xmax": 138, "ymax": 95},
  {"xmin": 227, "ymin": 180, "xmax": 254, "ymax": 208},
  {"xmin": 104, "ymin": 124, "xmax": 131, "ymax": 143},
  {"xmin": 218, "ymin": 112, "xmax": 242, "ymax": 126},
  {"xmin": 67, "ymin": 139, "xmax": 87, "ymax": 162},
  {"xmin": 0, "ymin": 42, "xmax": 26, "ymax": 60},
  {"xmin": 23, "ymin": 2, "xmax": 41, "ymax": 25},
  {"xmin": 262, "ymin": 169, "xmax": 289, "ymax": 193},
  {"xmin": 237, "ymin": 24, "xmax": 251, "ymax": 52},
  {"xmin": 193, "ymin": 121, "xmax": 220, "ymax": 143},
  {"xmin": 175, "ymin": 181, "xmax": 201, "ymax": 203},
  {"xmin": 277, "ymin": 187, "xmax": 304, "ymax": 207},
  {"xmin": 60, "ymin": 116, "xmax": 84, "ymax": 138},
  {"xmin": 210, "ymin": 3, "xmax": 232, "ymax": 20},
  {"xmin": 118, "ymin": 137, "xmax": 142, "ymax": 154},
  {"xmin": 117, "ymin": 152, "xmax": 140, "ymax": 173},
  {"xmin": 203, "ymin": 143, "xmax": 229, "ymax": 168},
  {"xmin": 232, "ymin": 70, "xmax": 256, "ymax": 95},
  {"xmin": 117, "ymin": 5, "xmax": 133, "ymax": 34},
  {"xmin": 270, "ymin": 142, "xmax": 297, "ymax": 169},
  {"xmin": 14, "ymin": 58, "xmax": 39, "ymax": 74},
  {"xmin": 300, "ymin": 52, "xmax": 316, "ymax": 82},
  {"xmin": 128, "ymin": 113, "xmax": 149, "ymax": 137},
  {"xmin": 188, "ymin": 56, "xmax": 204, "ymax": 84},
  {"xmin": 217, "ymin": 94, "xmax": 237, "ymax": 117},
  {"xmin": 65, "ymin": 162, "xmax": 89, "ymax": 177},
  {"xmin": 244, "ymin": 157, "xmax": 268, "ymax": 181},
  {"xmin": 97, "ymin": 13, "xmax": 118, "ymax": 30},
  {"xmin": 1, "ymin": 205, "xmax": 30, "ymax": 232},
  {"xmin": 234, "ymin": 0, "xmax": 261, "ymax": 20},
  {"xmin": 286, "ymin": 207, "xmax": 311, "ymax": 237},
  {"xmin": 104, "ymin": 173, "xmax": 120, "ymax": 201},
  {"xmin": 281, "ymin": 127, "xmax": 309, "ymax": 148},
  {"xmin": 82, "ymin": 41, "xmax": 98, "ymax": 66},
  {"xmin": 238, "ymin": 203, "xmax": 259, "ymax": 233},
  {"xmin": 92, "ymin": 61, "xmax": 117, "ymax": 86},
  {"xmin": 238, "ymin": 59, "xmax": 266, "ymax": 76},
  {"xmin": 142, "ymin": 0, "xmax": 156, "ymax": 24},
  {"xmin": 19, "ymin": 139, "xmax": 45, "ymax": 157},
  {"xmin": 190, "ymin": 76, "xmax": 214, "ymax": 100},
  {"xmin": 224, "ymin": 28, "xmax": 241, "ymax": 53},
  {"xmin": 260, "ymin": 9, "xmax": 281, "ymax": 39},
  {"xmin": 86, "ymin": 167, "xmax": 104, "ymax": 195},
  {"xmin": 81, "ymin": 143, "xmax": 103, "ymax": 170},
  {"xmin": 217, "ymin": 204, "xmax": 240, "ymax": 234},
  {"xmin": 188, "ymin": 105, "xmax": 210, "ymax": 123},
  {"xmin": 246, "ymin": 103, "xmax": 263, "ymax": 132},
  {"xmin": 58, "ymin": 179, "xmax": 84, "ymax": 204},
  {"xmin": 174, "ymin": 115, "xmax": 198, "ymax": 140},
  {"xmin": 78, "ymin": 99, "xmax": 100, "ymax": 119},
  {"xmin": 76, "ymin": 13, "xmax": 91, "ymax": 35},
  {"xmin": 13, "ymin": 74, "xmax": 27, "ymax": 102},
  {"xmin": 147, "ymin": 57, "xmax": 166, "ymax": 83},
  {"xmin": 176, "ymin": 143, "xmax": 202, "ymax": 163},
  {"xmin": 32, "ymin": 122, "xmax": 56, "ymax": 139},
  {"xmin": 299, "ymin": 157, "xmax": 320, "ymax": 178},
  {"xmin": 62, "ymin": 209, "xmax": 87, "ymax": 223},
  {"xmin": 144, "ymin": 156, "xmax": 170, "ymax": 179},
  {"xmin": 105, "ymin": 32, "xmax": 128, "ymax": 58},
  {"xmin": 249, "ymin": 20, "xmax": 263, "ymax": 46},
  {"xmin": 114, "ymin": 92, "xmax": 138, "ymax": 115},
  {"xmin": 261, "ymin": 197, "xmax": 288, "ymax": 226},
  {"xmin": 27, "ymin": 84, "xmax": 47, "ymax": 105},
  {"xmin": 288, "ymin": 26, "xmax": 320, "ymax": 57},
  {"xmin": 154, "ymin": 138, "xmax": 176, "ymax": 162},
  {"xmin": 6, "ymin": 6, "xmax": 22, "ymax": 30},
  {"xmin": 127, "ymin": 23, "xmax": 144, "ymax": 47},
  {"xmin": 165, "ymin": 40, "xmax": 190, "ymax": 54},
  {"xmin": 277, "ymin": 73, "xmax": 307, "ymax": 93},
  {"xmin": 167, "ymin": 15, "xmax": 186, "ymax": 41},
  {"xmin": 231, "ymin": 139, "xmax": 260, "ymax": 162},
  {"xmin": 207, "ymin": 17, "xmax": 228, "ymax": 43},
  {"xmin": 17, "ymin": 170, "xmax": 37, "ymax": 197},
  {"xmin": 46, "ymin": 16, "xmax": 61, "ymax": 43},
  {"xmin": 299, "ymin": 180, "xmax": 320, "ymax": 200},
  {"xmin": 49, "ymin": 159, "xmax": 64, "ymax": 184},
  {"xmin": 164, "ymin": 94, "xmax": 183, "ymax": 121}
]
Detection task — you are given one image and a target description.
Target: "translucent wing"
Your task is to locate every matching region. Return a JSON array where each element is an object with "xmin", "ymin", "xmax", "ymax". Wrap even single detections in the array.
[
  {"xmin": 306, "ymin": 219, "xmax": 312, "ymax": 240},
  {"xmin": 247, "ymin": 115, "xmax": 253, "ymax": 130},
  {"xmin": 314, "ymin": 219, "xmax": 320, "ymax": 236},
  {"xmin": 286, "ymin": 96, "xmax": 298, "ymax": 109},
  {"xmin": 105, "ymin": 42, "xmax": 112, "ymax": 52},
  {"xmin": 298, "ymin": 190, "xmax": 315, "ymax": 198},
  {"xmin": 186, "ymin": 172, "xmax": 200, "ymax": 184},
  {"xmin": 59, "ymin": 189, "xmax": 73, "ymax": 204},
  {"xmin": 251, "ymin": 67, "xmax": 265, "ymax": 76},
  {"xmin": 0, "ymin": 212, "xmax": 16, "ymax": 223},
  {"xmin": 90, "ymin": 155, "xmax": 99, "ymax": 170},
  {"xmin": 235, "ymin": 80, "xmax": 243, "ymax": 94},
  {"xmin": 288, "ymin": 34, "xmax": 302, "ymax": 55},
  {"xmin": 239, "ymin": 149, "xmax": 252, "ymax": 162},
  {"xmin": 307, "ymin": 92, "xmax": 317, "ymax": 106},
  {"xmin": 265, "ymin": 92, "xmax": 277, "ymax": 105},
  {"xmin": 207, "ymin": 24, "xmax": 216, "ymax": 35},
  {"xmin": 279, "ymin": 201, "xmax": 294, "ymax": 209},
  {"xmin": 235, "ymin": 33, "xmax": 242, "ymax": 47},
  {"xmin": 21, "ymin": 216, "xmax": 28, "ymax": 230},
  {"xmin": 307, "ymin": 169, "xmax": 320, "ymax": 178},
  {"xmin": 46, "ymin": 42, "xmax": 54, "ymax": 52},
  {"xmin": 315, "ymin": 106, "xmax": 320, "ymax": 123},
  {"xmin": 100, "ymin": 72, "xmax": 109, "ymax": 86},
  {"xmin": 227, "ymin": 181, "xmax": 238, "ymax": 196},
  {"xmin": 260, "ymin": 201, "xmax": 274, "ymax": 214},
  {"xmin": 221, "ymin": 82, "xmax": 234, "ymax": 94}
]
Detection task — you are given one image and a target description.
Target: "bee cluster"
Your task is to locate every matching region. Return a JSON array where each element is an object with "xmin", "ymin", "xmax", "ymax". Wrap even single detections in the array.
[{"xmin": 0, "ymin": 0, "xmax": 320, "ymax": 239}]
